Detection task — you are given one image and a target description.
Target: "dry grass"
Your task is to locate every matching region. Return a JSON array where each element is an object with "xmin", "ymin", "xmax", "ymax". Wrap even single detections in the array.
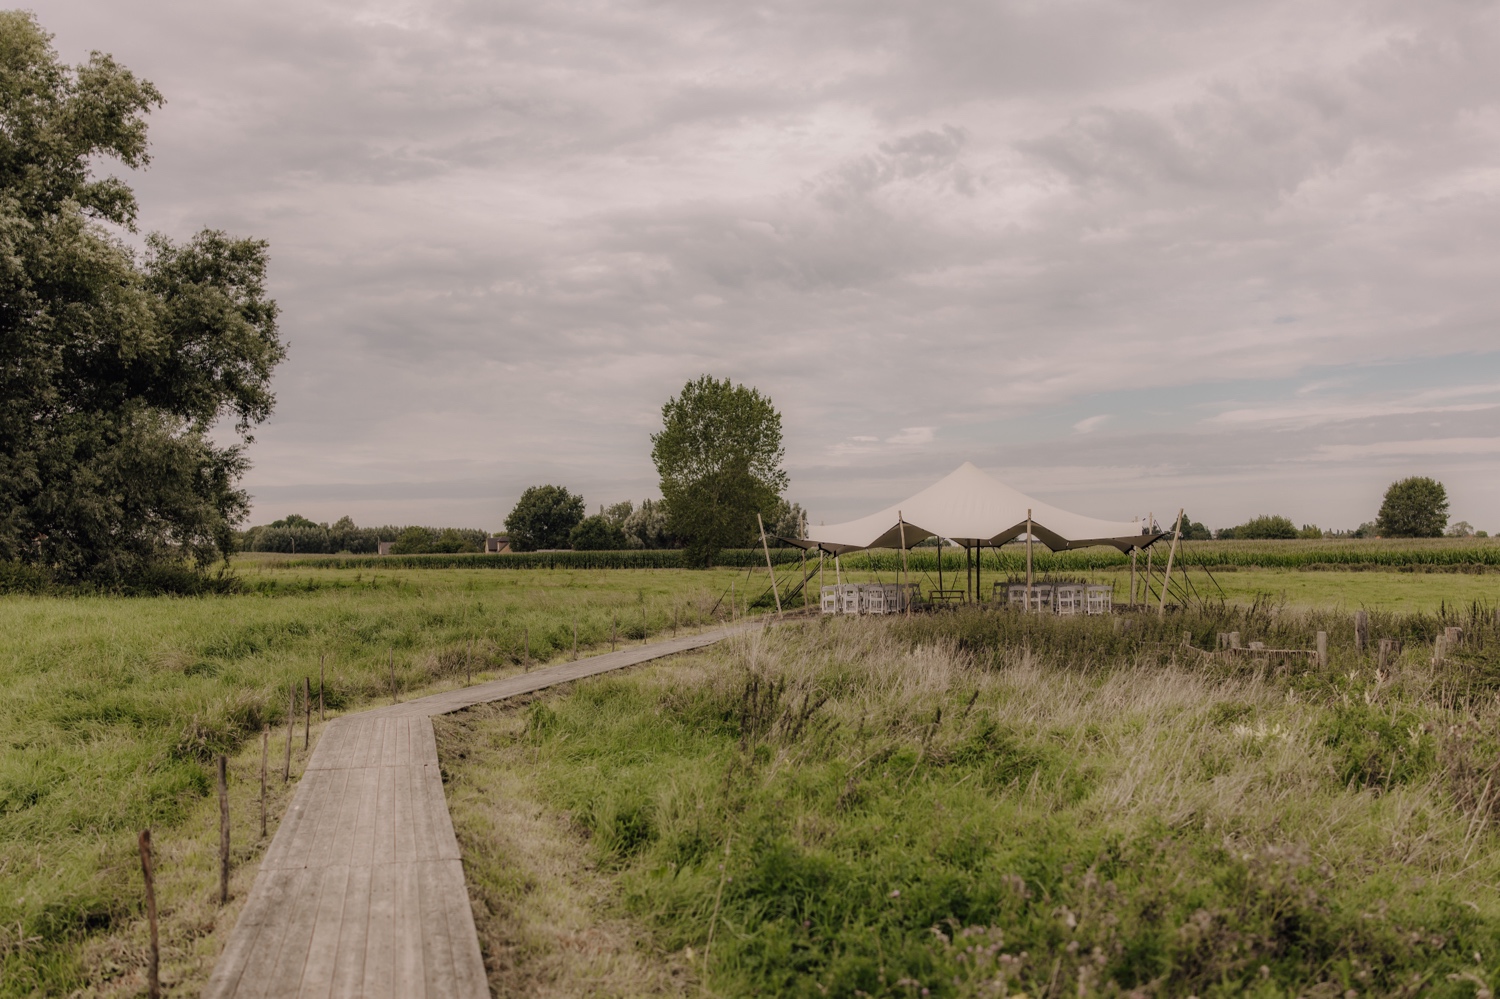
[{"xmin": 436, "ymin": 695, "xmax": 696, "ymax": 998}]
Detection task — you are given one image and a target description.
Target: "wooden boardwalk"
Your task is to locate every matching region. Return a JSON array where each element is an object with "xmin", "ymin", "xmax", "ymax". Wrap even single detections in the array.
[{"xmin": 204, "ymin": 625, "xmax": 748, "ymax": 999}]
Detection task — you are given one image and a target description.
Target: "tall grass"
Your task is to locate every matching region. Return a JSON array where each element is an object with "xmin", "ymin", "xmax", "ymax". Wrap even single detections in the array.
[
  {"xmin": 0, "ymin": 565, "xmax": 756, "ymax": 997},
  {"xmin": 443, "ymin": 605, "xmax": 1500, "ymax": 997}
]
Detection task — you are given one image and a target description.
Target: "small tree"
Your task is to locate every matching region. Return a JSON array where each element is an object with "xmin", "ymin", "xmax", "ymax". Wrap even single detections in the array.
[
  {"xmin": 505, "ymin": 485, "xmax": 585, "ymax": 551},
  {"xmin": 651, "ymin": 376, "xmax": 788, "ymax": 567},
  {"xmin": 569, "ymin": 515, "xmax": 628, "ymax": 550},
  {"xmin": 1377, "ymin": 477, "xmax": 1448, "ymax": 538},
  {"xmin": 390, "ymin": 526, "xmax": 434, "ymax": 554},
  {"xmin": 622, "ymin": 499, "xmax": 673, "ymax": 549},
  {"xmin": 1235, "ymin": 515, "xmax": 1297, "ymax": 540},
  {"xmin": 1447, "ymin": 520, "xmax": 1474, "ymax": 538}
]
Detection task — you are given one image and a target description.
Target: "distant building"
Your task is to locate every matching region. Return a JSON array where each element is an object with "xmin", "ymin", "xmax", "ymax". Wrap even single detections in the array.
[
  {"xmin": 484, "ymin": 534, "xmax": 511, "ymax": 553},
  {"xmin": 377, "ymin": 541, "xmax": 394, "ymax": 556}
]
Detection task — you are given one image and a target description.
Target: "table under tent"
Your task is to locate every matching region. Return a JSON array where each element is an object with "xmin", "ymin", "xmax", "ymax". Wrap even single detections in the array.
[{"xmin": 778, "ymin": 462, "xmax": 1171, "ymax": 616}]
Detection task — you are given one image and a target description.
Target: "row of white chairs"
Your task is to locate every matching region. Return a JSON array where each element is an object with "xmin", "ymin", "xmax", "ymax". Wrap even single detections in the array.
[
  {"xmin": 819, "ymin": 583, "xmax": 920, "ymax": 615},
  {"xmin": 1002, "ymin": 583, "xmax": 1113, "ymax": 615}
]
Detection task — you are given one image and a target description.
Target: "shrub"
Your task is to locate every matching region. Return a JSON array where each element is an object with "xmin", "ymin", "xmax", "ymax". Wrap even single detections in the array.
[
  {"xmin": 569, "ymin": 515, "xmax": 628, "ymax": 551},
  {"xmin": 1235, "ymin": 515, "xmax": 1297, "ymax": 540}
]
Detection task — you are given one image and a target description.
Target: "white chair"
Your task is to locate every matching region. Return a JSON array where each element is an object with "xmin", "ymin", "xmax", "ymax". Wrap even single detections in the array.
[
  {"xmin": 1007, "ymin": 584, "xmax": 1027, "ymax": 609},
  {"xmin": 864, "ymin": 585, "xmax": 888, "ymax": 615},
  {"xmin": 820, "ymin": 586, "xmax": 839, "ymax": 615},
  {"xmin": 1028, "ymin": 584, "xmax": 1054, "ymax": 614},
  {"xmin": 1085, "ymin": 584, "xmax": 1113, "ymax": 615},
  {"xmin": 883, "ymin": 584, "xmax": 904, "ymax": 613},
  {"xmin": 839, "ymin": 584, "xmax": 861, "ymax": 615},
  {"xmin": 1055, "ymin": 585, "xmax": 1084, "ymax": 616}
]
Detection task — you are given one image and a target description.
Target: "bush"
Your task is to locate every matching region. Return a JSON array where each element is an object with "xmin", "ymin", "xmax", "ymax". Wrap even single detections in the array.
[
  {"xmin": 1235, "ymin": 515, "xmax": 1297, "ymax": 540},
  {"xmin": 505, "ymin": 485, "xmax": 586, "ymax": 551}
]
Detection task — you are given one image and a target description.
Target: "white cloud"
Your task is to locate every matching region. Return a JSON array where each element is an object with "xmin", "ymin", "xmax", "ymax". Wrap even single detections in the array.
[{"xmin": 1072, "ymin": 414, "xmax": 1113, "ymax": 434}]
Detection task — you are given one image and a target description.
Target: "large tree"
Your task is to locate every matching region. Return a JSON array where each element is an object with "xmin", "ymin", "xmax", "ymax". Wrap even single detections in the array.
[
  {"xmin": 0, "ymin": 13, "xmax": 284, "ymax": 584},
  {"xmin": 1377, "ymin": 477, "xmax": 1448, "ymax": 538},
  {"xmin": 504, "ymin": 484, "xmax": 585, "ymax": 551},
  {"xmin": 651, "ymin": 375, "xmax": 788, "ymax": 566}
]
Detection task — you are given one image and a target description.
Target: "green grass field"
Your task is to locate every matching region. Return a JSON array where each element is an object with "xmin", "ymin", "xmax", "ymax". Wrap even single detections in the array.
[
  {"xmin": 440, "ymin": 606, "xmax": 1500, "ymax": 997},
  {"xmin": 1, "ymin": 559, "xmax": 1496, "ymax": 995}
]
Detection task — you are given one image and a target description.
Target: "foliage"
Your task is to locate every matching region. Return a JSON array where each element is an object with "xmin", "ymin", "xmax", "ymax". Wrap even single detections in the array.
[
  {"xmin": 504, "ymin": 484, "xmax": 585, "ymax": 551},
  {"xmin": 390, "ymin": 525, "xmax": 482, "ymax": 554},
  {"xmin": 569, "ymin": 514, "xmax": 628, "ymax": 550},
  {"xmin": 240, "ymin": 515, "xmax": 476, "ymax": 554},
  {"xmin": 622, "ymin": 498, "xmax": 674, "ymax": 549},
  {"xmin": 1233, "ymin": 514, "xmax": 1298, "ymax": 539},
  {"xmin": 1378, "ymin": 476, "xmax": 1449, "ymax": 538},
  {"xmin": 767, "ymin": 497, "xmax": 809, "ymax": 539},
  {"xmin": 1448, "ymin": 520, "xmax": 1475, "ymax": 538},
  {"xmin": 0, "ymin": 14, "xmax": 284, "ymax": 585},
  {"xmin": 1297, "ymin": 523, "xmax": 1323, "ymax": 539},
  {"xmin": 448, "ymin": 608, "xmax": 1500, "ymax": 998},
  {"xmin": 651, "ymin": 375, "xmax": 788, "ymax": 567}
]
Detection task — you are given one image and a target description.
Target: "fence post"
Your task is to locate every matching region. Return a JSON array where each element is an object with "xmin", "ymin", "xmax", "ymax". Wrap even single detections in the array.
[
  {"xmin": 138, "ymin": 829, "xmax": 160, "ymax": 999},
  {"xmin": 1354, "ymin": 611, "xmax": 1368, "ymax": 654},
  {"xmin": 1316, "ymin": 631, "xmax": 1327, "ymax": 668},
  {"xmin": 611, "ymin": 615, "xmax": 617, "ymax": 651},
  {"xmin": 389, "ymin": 648, "xmax": 398, "ymax": 704},
  {"xmin": 217, "ymin": 755, "xmax": 230, "ymax": 905},
  {"xmin": 1229, "ymin": 631, "xmax": 1241, "ymax": 650},
  {"xmin": 259, "ymin": 727, "xmax": 268, "ymax": 838},
  {"xmin": 283, "ymin": 683, "xmax": 293, "ymax": 782},
  {"xmin": 303, "ymin": 677, "xmax": 311, "ymax": 750}
]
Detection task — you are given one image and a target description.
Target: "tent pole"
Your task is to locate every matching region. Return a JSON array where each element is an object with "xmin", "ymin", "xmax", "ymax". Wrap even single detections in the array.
[
  {"xmin": 1130, "ymin": 548, "xmax": 1137, "ymax": 607},
  {"xmin": 1158, "ymin": 509, "xmax": 1184, "ymax": 620},
  {"xmin": 1025, "ymin": 509, "xmax": 1033, "ymax": 614},
  {"xmin": 976, "ymin": 541, "xmax": 982, "ymax": 606},
  {"xmin": 898, "ymin": 511, "xmax": 910, "ymax": 617},
  {"xmin": 937, "ymin": 537, "xmax": 943, "ymax": 595},
  {"xmin": 835, "ymin": 554, "xmax": 841, "ymax": 586},
  {"xmin": 757, "ymin": 513, "xmax": 783, "ymax": 616}
]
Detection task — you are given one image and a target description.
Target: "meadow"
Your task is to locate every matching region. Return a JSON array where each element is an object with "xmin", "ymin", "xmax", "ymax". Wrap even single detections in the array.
[
  {"xmin": 439, "ymin": 603, "xmax": 1500, "ymax": 998},
  {"xmin": 0, "ymin": 556, "xmax": 1496, "ymax": 995}
]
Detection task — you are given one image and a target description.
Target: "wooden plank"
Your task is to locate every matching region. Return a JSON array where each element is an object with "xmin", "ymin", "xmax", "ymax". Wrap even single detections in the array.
[
  {"xmin": 416, "ymin": 860, "xmax": 457, "ymax": 998},
  {"xmin": 295, "ymin": 863, "xmax": 350, "ymax": 999},
  {"xmin": 361, "ymin": 860, "xmax": 396, "ymax": 999},
  {"xmin": 433, "ymin": 858, "xmax": 487, "ymax": 999},
  {"xmin": 202, "ymin": 865, "xmax": 300, "ymax": 999},
  {"xmin": 328, "ymin": 863, "xmax": 372, "ymax": 997},
  {"xmin": 392, "ymin": 861, "xmax": 425, "ymax": 997}
]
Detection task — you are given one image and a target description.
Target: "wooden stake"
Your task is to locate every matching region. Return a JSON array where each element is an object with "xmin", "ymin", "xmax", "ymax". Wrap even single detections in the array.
[
  {"xmin": 259, "ymin": 727, "xmax": 268, "ymax": 839},
  {"xmin": 1316, "ymin": 631, "xmax": 1328, "ymax": 668},
  {"xmin": 217, "ymin": 755, "xmax": 230, "ymax": 905},
  {"xmin": 1354, "ymin": 610, "xmax": 1369, "ymax": 654},
  {"xmin": 303, "ymin": 676, "xmax": 311, "ymax": 750},
  {"xmin": 673, "ymin": 604, "xmax": 678, "ymax": 636},
  {"xmin": 389, "ymin": 648, "xmax": 397, "ymax": 704},
  {"xmin": 1158, "ymin": 509, "xmax": 1183, "ymax": 620},
  {"xmin": 730, "ymin": 581, "xmax": 736, "ymax": 621},
  {"xmin": 1130, "ymin": 549, "xmax": 1137, "ymax": 607},
  {"xmin": 138, "ymin": 829, "xmax": 160, "ymax": 999},
  {"xmin": 525, "ymin": 626, "xmax": 531, "ymax": 668},
  {"xmin": 283, "ymin": 683, "xmax": 293, "ymax": 782},
  {"xmin": 611, "ymin": 615, "xmax": 617, "ymax": 651},
  {"xmin": 466, "ymin": 638, "xmax": 472, "ymax": 686},
  {"xmin": 642, "ymin": 604, "xmax": 648, "ymax": 644},
  {"xmin": 757, "ymin": 513, "xmax": 783, "ymax": 616},
  {"xmin": 572, "ymin": 617, "xmax": 577, "ymax": 660}
]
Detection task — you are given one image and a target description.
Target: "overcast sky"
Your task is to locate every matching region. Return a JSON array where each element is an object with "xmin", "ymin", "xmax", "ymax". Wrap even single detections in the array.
[{"xmin": 44, "ymin": 0, "xmax": 1500, "ymax": 532}]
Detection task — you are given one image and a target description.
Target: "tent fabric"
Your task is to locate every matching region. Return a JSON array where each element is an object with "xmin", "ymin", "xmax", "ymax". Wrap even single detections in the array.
[{"xmin": 785, "ymin": 462, "xmax": 1163, "ymax": 554}]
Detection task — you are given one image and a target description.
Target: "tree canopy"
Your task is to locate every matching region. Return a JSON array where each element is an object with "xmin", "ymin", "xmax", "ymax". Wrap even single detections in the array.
[
  {"xmin": 504, "ymin": 485, "xmax": 585, "ymax": 551},
  {"xmin": 0, "ymin": 13, "xmax": 284, "ymax": 584},
  {"xmin": 651, "ymin": 375, "xmax": 788, "ymax": 566},
  {"xmin": 1377, "ymin": 477, "xmax": 1448, "ymax": 538},
  {"xmin": 569, "ymin": 514, "xmax": 627, "ymax": 551}
]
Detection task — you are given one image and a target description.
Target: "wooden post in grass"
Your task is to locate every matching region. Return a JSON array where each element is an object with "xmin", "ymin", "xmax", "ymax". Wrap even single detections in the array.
[
  {"xmin": 303, "ymin": 677, "xmax": 311, "ymax": 750},
  {"xmin": 673, "ymin": 604, "xmax": 678, "ymax": 636},
  {"xmin": 259, "ymin": 727, "xmax": 268, "ymax": 838},
  {"xmin": 1158, "ymin": 509, "xmax": 1184, "ymax": 620},
  {"xmin": 525, "ymin": 627, "xmax": 531, "ymax": 668},
  {"xmin": 757, "ymin": 513, "xmax": 783, "ymax": 616},
  {"xmin": 318, "ymin": 655, "xmax": 325, "ymax": 721},
  {"xmin": 1229, "ymin": 631, "xmax": 1241, "ymax": 649},
  {"xmin": 611, "ymin": 614, "xmax": 616, "ymax": 651},
  {"xmin": 217, "ymin": 755, "xmax": 230, "ymax": 905},
  {"xmin": 389, "ymin": 648, "xmax": 397, "ymax": 704},
  {"xmin": 1378, "ymin": 638, "xmax": 1397, "ymax": 670},
  {"xmin": 138, "ymin": 829, "xmax": 160, "ymax": 999},
  {"xmin": 730, "ymin": 581, "xmax": 735, "ymax": 622},
  {"xmin": 466, "ymin": 638, "xmax": 472, "ymax": 686},
  {"xmin": 572, "ymin": 617, "xmax": 578, "ymax": 660},
  {"xmin": 642, "ymin": 604, "xmax": 648, "ymax": 644},
  {"xmin": 1354, "ymin": 611, "xmax": 1369, "ymax": 654},
  {"xmin": 1316, "ymin": 631, "xmax": 1328, "ymax": 668},
  {"xmin": 283, "ymin": 683, "xmax": 293, "ymax": 782}
]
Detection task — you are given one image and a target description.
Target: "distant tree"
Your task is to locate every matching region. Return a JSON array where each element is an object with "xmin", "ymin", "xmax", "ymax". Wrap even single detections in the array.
[
  {"xmin": 430, "ymin": 528, "xmax": 479, "ymax": 553},
  {"xmin": 1377, "ymin": 477, "xmax": 1448, "ymax": 538},
  {"xmin": 767, "ymin": 499, "xmax": 809, "ymax": 540},
  {"xmin": 390, "ymin": 526, "xmax": 435, "ymax": 555},
  {"xmin": 1350, "ymin": 521, "xmax": 1377, "ymax": 538},
  {"xmin": 1478, "ymin": 531, "xmax": 1490, "ymax": 538},
  {"xmin": 0, "ymin": 14, "xmax": 284, "ymax": 585},
  {"xmin": 622, "ymin": 499, "xmax": 673, "ymax": 549},
  {"xmin": 1297, "ymin": 524, "xmax": 1323, "ymax": 539},
  {"xmin": 270, "ymin": 514, "xmax": 319, "ymax": 529},
  {"xmin": 505, "ymin": 485, "xmax": 585, "ymax": 551},
  {"xmin": 1235, "ymin": 515, "xmax": 1298, "ymax": 540},
  {"xmin": 1214, "ymin": 526, "xmax": 1236, "ymax": 540},
  {"xmin": 651, "ymin": 376, "xmax": 788, "ymax": 567},
  {"xmin": 1171, "ymin": 513, "xmax": 1211, "ymax": 541},
  {"xmin": 569, "ymin": 515, "xmax": 628, "ymax": 550},
  {"xmin": 600, "ymin": 501, "xmax": 634, "ymax": 526},
  {"xmin": 1447, "ymin": 520, "xmax": 1475, "ymax": 538}
]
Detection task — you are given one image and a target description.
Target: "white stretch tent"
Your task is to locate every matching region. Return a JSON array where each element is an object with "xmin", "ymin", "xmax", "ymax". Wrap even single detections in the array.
[{"xmin": 787, "ymin": 462, "xmax": 1163, "ymax": 554}]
